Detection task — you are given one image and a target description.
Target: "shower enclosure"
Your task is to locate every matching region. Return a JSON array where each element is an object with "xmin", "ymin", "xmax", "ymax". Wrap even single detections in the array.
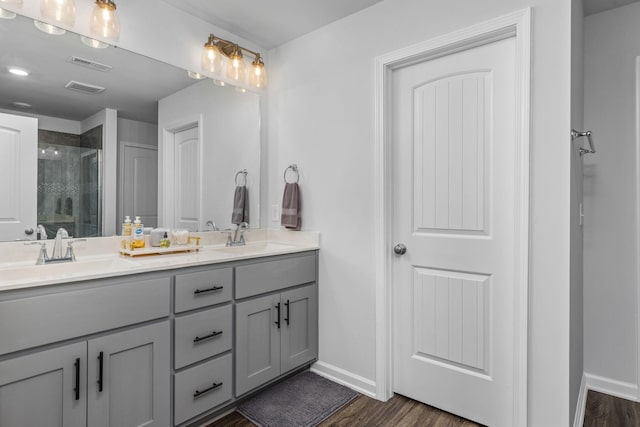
[{"xmin": 37, "ymin": 126, "xmax": 103, "ymax": 238}]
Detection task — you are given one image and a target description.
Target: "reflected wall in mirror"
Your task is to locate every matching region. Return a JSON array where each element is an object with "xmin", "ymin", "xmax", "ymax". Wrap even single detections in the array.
[{"xmin": 0, "ymin": 12, "xmax": 261, "ymax": 241}]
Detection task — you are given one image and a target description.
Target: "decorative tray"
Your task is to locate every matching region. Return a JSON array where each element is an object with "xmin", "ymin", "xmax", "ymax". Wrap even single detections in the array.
[{"xmin": 119, "ymin": 244, "xmax": 201, "ymax": 257}]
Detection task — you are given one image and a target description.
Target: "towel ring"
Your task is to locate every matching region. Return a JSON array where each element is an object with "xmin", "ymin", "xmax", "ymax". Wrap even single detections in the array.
[
  {"xmin": 284, "ymin": 164, "xmax": 299, "ymax": 184},
  {"xmin": 235, "ymin": 169, "xmax": 248, "ymax": 186}
]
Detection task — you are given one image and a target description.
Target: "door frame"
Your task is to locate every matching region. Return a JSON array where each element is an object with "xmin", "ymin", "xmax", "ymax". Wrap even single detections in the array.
[{"xmin": 373, "ymin": 8, "xmax": 531, "ymax": 425}]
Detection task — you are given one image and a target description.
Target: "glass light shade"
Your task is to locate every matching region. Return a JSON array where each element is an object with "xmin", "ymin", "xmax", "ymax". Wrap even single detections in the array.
[
  {"xmin": 81, "ymin": 35, "xmax": 108, "ymax": 49},
  {"xmin": 90, "ymin": 1, "xmax": 119, "ymax": 41},
  {"xmin": 226, "ymin": 50, "xmax": 246, "ymax": 82},
  {"xmin": 0, "ymin": 8, "xmax": 16, "ymax": 19},
  {"xmin": 249, "ymin": 58, "xmax": 267, "ymax": 88},
  {"xmin": 34, "ymin": 19, "xmax": 66, "ymax": 34},
  {"xmin": 201, "ymin": 43, "xmax": 222, "ymax": 74},
  {"xmin": 40, "ymin": 0, "xmax": 75, "ymax": 27}
]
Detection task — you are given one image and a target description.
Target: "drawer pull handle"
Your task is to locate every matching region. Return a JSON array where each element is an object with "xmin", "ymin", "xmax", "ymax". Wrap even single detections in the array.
[
  {"xmin": 194, "ymin": 285, "xmax": 224, "ymax": 295},
  {"xmin": 193, "ymin": 381, "xmax": 223, "ymax": 399},
  {"xmin": 74, "ymin": 358, "xmax": 80, "ymax": 401},
  {"xmin": 97, "ymin": 351, "xmax": 104, "ymax": 392},
  {"xmin": 193, "ymin": 330, "xmax": 223, "ymax": 343},
  {"xmin": 275, "ymin": 302, "xmax": 281, "ymax": 329}
]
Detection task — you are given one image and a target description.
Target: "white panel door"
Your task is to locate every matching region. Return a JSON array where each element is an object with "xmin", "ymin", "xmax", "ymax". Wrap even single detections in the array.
[
  {"xmin": 392, "ymin": 37, "xmax": 517, "ymax": 426},
  {"xmin": 174, "ymin": 126, "xmax": 200, "ymax": 231},
  {"xmin": 0, "ymin": 113, "xmax": 37, "ymax": 240},
  {"xmin": 121, "ymin": 143, "xmax": 158, "ymax": 228}
]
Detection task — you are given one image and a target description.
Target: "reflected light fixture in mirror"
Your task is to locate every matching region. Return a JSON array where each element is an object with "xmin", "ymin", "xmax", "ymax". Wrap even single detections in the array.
[
  {"xmin": 90, "ymin": 0, "xmax": 119, "ymax": 42},
  {"xmin": 0, "ymin": 8, "xmax": 16, "ymax": 19},
  {"xmin": 34, "ymin": 19, "xmax": 66, "ymax": 35},
  {"xmin": 40, "ymin": 0, "xmax": 75, "ymax": 27},
  {"xmin": 81, "ymin": 35, "xmax": 108, "ymax": 48},
  {"xmin": 201, "ymin": 33, "xmax": 267, "ymax": 89}
]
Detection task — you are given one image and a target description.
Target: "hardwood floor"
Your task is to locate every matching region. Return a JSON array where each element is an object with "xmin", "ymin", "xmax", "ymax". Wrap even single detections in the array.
[
  {"xmin": 584, "ymin": 390, "xmax": 640, "ymax": 427},
  {"xmin": 207, "ymin": 394, "xmax": 482, "ymax": 427},
  {"xmin": 208, "ymin": 389, "xmax": 640, "ymax": 426}
]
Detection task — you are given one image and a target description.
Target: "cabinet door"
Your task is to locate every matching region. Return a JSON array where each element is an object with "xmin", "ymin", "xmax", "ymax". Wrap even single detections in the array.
[
  {"xmin": 281, "ymin": 284, "xmax": 318, "ymax": 373},
  {"xmin": 235, "ymin": 293, "xmax": 281, "ymax": 396},
  {"xmin": 87, "ymin": 321, "xmax": 170, "ymax": 427},
  {"xmin": 0, "ymin": 342, "xmax": 86, "ymax": 427}
]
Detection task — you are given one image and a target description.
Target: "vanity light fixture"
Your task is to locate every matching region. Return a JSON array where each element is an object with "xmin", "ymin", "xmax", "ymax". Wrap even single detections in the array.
[
  {"xmin": 40, "ymin": 0, "xmax": 75, "ymax": 27},
  {"xmin": 0, "ymin": 8, "xmax": 16, "ymax": 19},
  {"xmin": 201, "ymin": 33, "xmax": 267, "ymax": 88},
  {"xmin": 90, "ymin": 0, "xmax": 119, "ymax": 42},
  {"xmin": 81, "ymin": 35, "xmax": 109, "ymax": 49},
  {"xmin": 34, "ymin": 19, "xmax": 66, "ymax": 35},
  {"xmin": 8, "ymin": 67, "xmax": 29, "ymax": 76}
]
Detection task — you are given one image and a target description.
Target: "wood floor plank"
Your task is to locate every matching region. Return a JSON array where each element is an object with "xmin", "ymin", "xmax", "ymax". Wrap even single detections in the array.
[{"xmin": 583, "ymin": 390, "xmax": 640, "ymax": 427}]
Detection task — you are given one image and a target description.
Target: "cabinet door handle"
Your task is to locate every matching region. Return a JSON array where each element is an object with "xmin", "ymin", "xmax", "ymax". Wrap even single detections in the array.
[
  {"xmin": 194, "ymin": 285, "xmax": 223, "ymax": 295},
  {"xmin": 74, "ymin": 358, "xmax": 80, "ymax": 401},
  {"xmin": 193, "ymin": 330, "xmax": 223, "ymax": 343},
  {"xmin": 275, "ymin": 302, "xmax": 281, "ymax": 329},
  {"xmin": 97, "ymin": 351, "xmax": 104, "ymax": 392},
  {"xmin": 284, "ymin": 299, "xmax": 290, "ymax": 326},
  {"xmin": 193, "ymin": 382, "xmax": 223, "ymax": 399}
]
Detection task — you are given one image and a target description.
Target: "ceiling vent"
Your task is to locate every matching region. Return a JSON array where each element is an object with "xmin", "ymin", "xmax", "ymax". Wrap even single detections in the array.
[
  {"xmin": 66, "ymin": 56, "xmax": 112, "ymax": 72},
  {"xmin": 65, "ymin": 80, "xmax": 106, "ymax": 94}
]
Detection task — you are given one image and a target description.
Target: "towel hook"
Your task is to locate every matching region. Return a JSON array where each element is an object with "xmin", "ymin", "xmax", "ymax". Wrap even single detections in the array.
[
  {"xmin": 284, "ymin": 164, "xmax": 299, "ymax": 184},
  {"xmin": 235, "ymin": 169, "xmax": 248, "ymax": 186},
  {"xmin": 571, "ymin": 129, "xmax": 596, "ymax": 155}
]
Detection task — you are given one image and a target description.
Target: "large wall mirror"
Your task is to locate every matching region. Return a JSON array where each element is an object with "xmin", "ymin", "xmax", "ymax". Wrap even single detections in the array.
[{"xmin": 0, "ymin": 12, "xmax": 261, "ymax": 241}]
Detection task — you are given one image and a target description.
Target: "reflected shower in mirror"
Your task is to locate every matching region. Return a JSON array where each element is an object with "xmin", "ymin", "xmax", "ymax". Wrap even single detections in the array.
[{"xmin": 0, "ymin": 12, "xmax": 261, "ymax": 241}]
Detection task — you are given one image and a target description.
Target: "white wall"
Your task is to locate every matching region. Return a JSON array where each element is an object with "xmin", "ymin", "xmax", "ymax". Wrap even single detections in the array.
[
  {"xmin": 583, "ymin": 2, "xmax": 640, "ymax": 397},
  {"xmin": 570, "ymin": 0, "xmax": 585, "ymax": 422},
  {"xmin": 267, "ymin": 0, "xmax": 573, "ymax": 425},
  {"xmin": 158, "ymin": 80, "xmax": 261, "ymax": 230},
  {"xmin": 0, "ymin": 109, "xmax": 81, "ymax": 134}
]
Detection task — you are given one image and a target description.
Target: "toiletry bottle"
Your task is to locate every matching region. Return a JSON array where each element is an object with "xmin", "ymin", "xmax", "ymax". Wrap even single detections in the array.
[
  {"xmin": 132, "ymin": 216, "xmax": 145, "ymax": 249},
  {"xmin": 122, "ymin": 216, "xmax": 132, "ymax": 237},
  {"xmin": 160, "ymin": 232, "xmax": 171, "ymax": 248}
]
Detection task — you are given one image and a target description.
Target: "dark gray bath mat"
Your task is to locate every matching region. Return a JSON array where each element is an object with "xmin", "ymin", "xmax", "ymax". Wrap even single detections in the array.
[{"xmin": 237, "ymin": 371, "xmax": 358, "ymax": 427}]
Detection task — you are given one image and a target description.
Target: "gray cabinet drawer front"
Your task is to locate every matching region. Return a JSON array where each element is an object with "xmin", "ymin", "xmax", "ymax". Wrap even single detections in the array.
[
  {"xmin": 175, "ymin": 268, "xmax": 232, "ymax": 313},
  {"xmin": 0, "ymin": 277, "xmax": 170, "ymax": 356},
  {"xmin": 174, "ymin": 353, "xmax": 232, "ymax": 425},
  {"xmin": 235, "ymin": 253, "xmax": 316, "ymax": 299},
  {"xmin": 174, "ymin": 305, "xmax": 232, "ymax": 369}
]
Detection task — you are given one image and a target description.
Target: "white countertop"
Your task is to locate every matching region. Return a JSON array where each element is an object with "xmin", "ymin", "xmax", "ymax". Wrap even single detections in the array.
[{"xmin": 0, "ymin": 229, "xmax": 319, "ymax": 292}]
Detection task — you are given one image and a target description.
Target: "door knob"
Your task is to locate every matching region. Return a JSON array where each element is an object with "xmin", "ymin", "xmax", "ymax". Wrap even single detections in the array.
[
  {"xmin": 24, "ymin": 228, "xmax": 34, "ymax": 235},
  {"xmin": 393, "ymin": 243, "xmax": 407, "ymax": 255}
]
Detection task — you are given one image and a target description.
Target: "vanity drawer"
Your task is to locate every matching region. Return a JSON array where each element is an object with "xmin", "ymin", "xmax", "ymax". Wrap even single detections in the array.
[
  {"xmin": 0, "ymin": 276, "xmax": 170, "ymax": 356},
  {"xmin": 174, "ymin": 304, "xmax": 232, "ymax": 369},
  {"xmin": 235, "ymin": 252, "xmax": 316, "ymax": 299},
  {"xmin": 174, "ymin": 267, "xmax": 232, "ymax": 313},
  {"xmin": 174, "ymin": 353, "xmax": 232, "ymax": 425}
]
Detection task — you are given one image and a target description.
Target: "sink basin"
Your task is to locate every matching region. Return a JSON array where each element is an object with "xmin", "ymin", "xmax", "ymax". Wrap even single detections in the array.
[
  {"xmin": 0, "ymin": 257, "xmax": 140, "ymax": 283},
  {"xmin": 209, "ymin": 242, "xmax": 298, "ymax": 256}
]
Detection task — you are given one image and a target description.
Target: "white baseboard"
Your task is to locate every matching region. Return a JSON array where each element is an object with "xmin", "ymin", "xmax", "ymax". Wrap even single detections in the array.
[
  {"xmin": 311, "ymin": 361, "xmax": 378, "ymax": 399},
  {"xmin": 573, "ymin": 374, "xmax": 588, "ymax": 427},
  {"xmin": 584, "ymin": 372, "xmax": 639, "ymax": 401}
]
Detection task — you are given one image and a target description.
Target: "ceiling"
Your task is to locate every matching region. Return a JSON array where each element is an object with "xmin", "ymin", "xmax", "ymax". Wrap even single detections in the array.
[
  {"xmin": 159, "ymin": 0, "xmax": 384, "ymax": 49},
  {"xmin": 584, "ymin": 0, "xmax": 640, "ymax": 15}
]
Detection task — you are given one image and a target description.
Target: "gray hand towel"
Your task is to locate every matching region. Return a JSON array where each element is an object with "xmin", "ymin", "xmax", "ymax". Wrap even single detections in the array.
[
  {"xmin": 281, "ymin": 182, "xmax": 301, "ymax": 230},
  {"xmin": 232, "ymin": 185, "xmax": 250, "ymax": 224}
]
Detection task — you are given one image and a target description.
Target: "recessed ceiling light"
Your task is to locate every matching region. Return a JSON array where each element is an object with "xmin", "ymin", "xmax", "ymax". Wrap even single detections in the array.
[
  {"xmin": 11, "ymin": 101, "xmax": 32, "ymax": 109},
  {"xmin": 80, "ymin": 36, "xmax": 109, "ymax": 49},
  {"xmin": 8, "ymin": 67, "xmax": 29, "ymax": 77},
  {"xmin": 187, "ymin": 70, "xmax": 206, "ymax": 80},
  {"xmin": 0, "ymin": 8, "xmax": 16, "ymax": 19},
  {"xmin": 33, "ymin": 20, "xmax": 66, "ymax": 35}
]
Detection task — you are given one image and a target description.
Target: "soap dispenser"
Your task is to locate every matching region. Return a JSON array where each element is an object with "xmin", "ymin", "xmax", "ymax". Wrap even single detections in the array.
[
  {"xmin": 122, "ymin": 216, "xmax": 132, "ymax": 237},
  {"xmin": 131, "ymin": 216, "xmax": 145, "ymax": 249}
]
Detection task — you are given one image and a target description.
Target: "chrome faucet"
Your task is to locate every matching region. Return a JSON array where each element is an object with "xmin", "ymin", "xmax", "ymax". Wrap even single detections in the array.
[
  {"xmin": 26, "ymin": 228, "xmax": 86, "ymax": 265},
  {"xmin": 205, "ymin": 220, "xmax": 219, "ymax": 231},
  {"xmin": 36, "ymin": 224, "xmax": 48, "ymax": 240},
  {"xmin": 225, "ymin": 222, "xmax": 249, "ymax": 247}
]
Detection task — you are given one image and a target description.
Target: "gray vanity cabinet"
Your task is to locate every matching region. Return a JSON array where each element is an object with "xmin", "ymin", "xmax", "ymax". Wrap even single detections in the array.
[
  {"xmin": 234, "ymin": 253, "xmax": 318, "ymax": 397},
  {"xmin": 0, "ymin": 342, "xmax": 87, "ymax": 427},
  {"xmin": 235, "ymin": 283, "xmax": 318, "ymax": 396},
  {"xmin": 87, "ymin": 321, "xmax": 171, "ymax": 427}
]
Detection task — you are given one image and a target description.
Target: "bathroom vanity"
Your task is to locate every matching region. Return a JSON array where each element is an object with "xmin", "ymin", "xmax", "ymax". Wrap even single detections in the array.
[{"xmin": 0, "ymin": 232, "xmax": 319, "ymax": 427}]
